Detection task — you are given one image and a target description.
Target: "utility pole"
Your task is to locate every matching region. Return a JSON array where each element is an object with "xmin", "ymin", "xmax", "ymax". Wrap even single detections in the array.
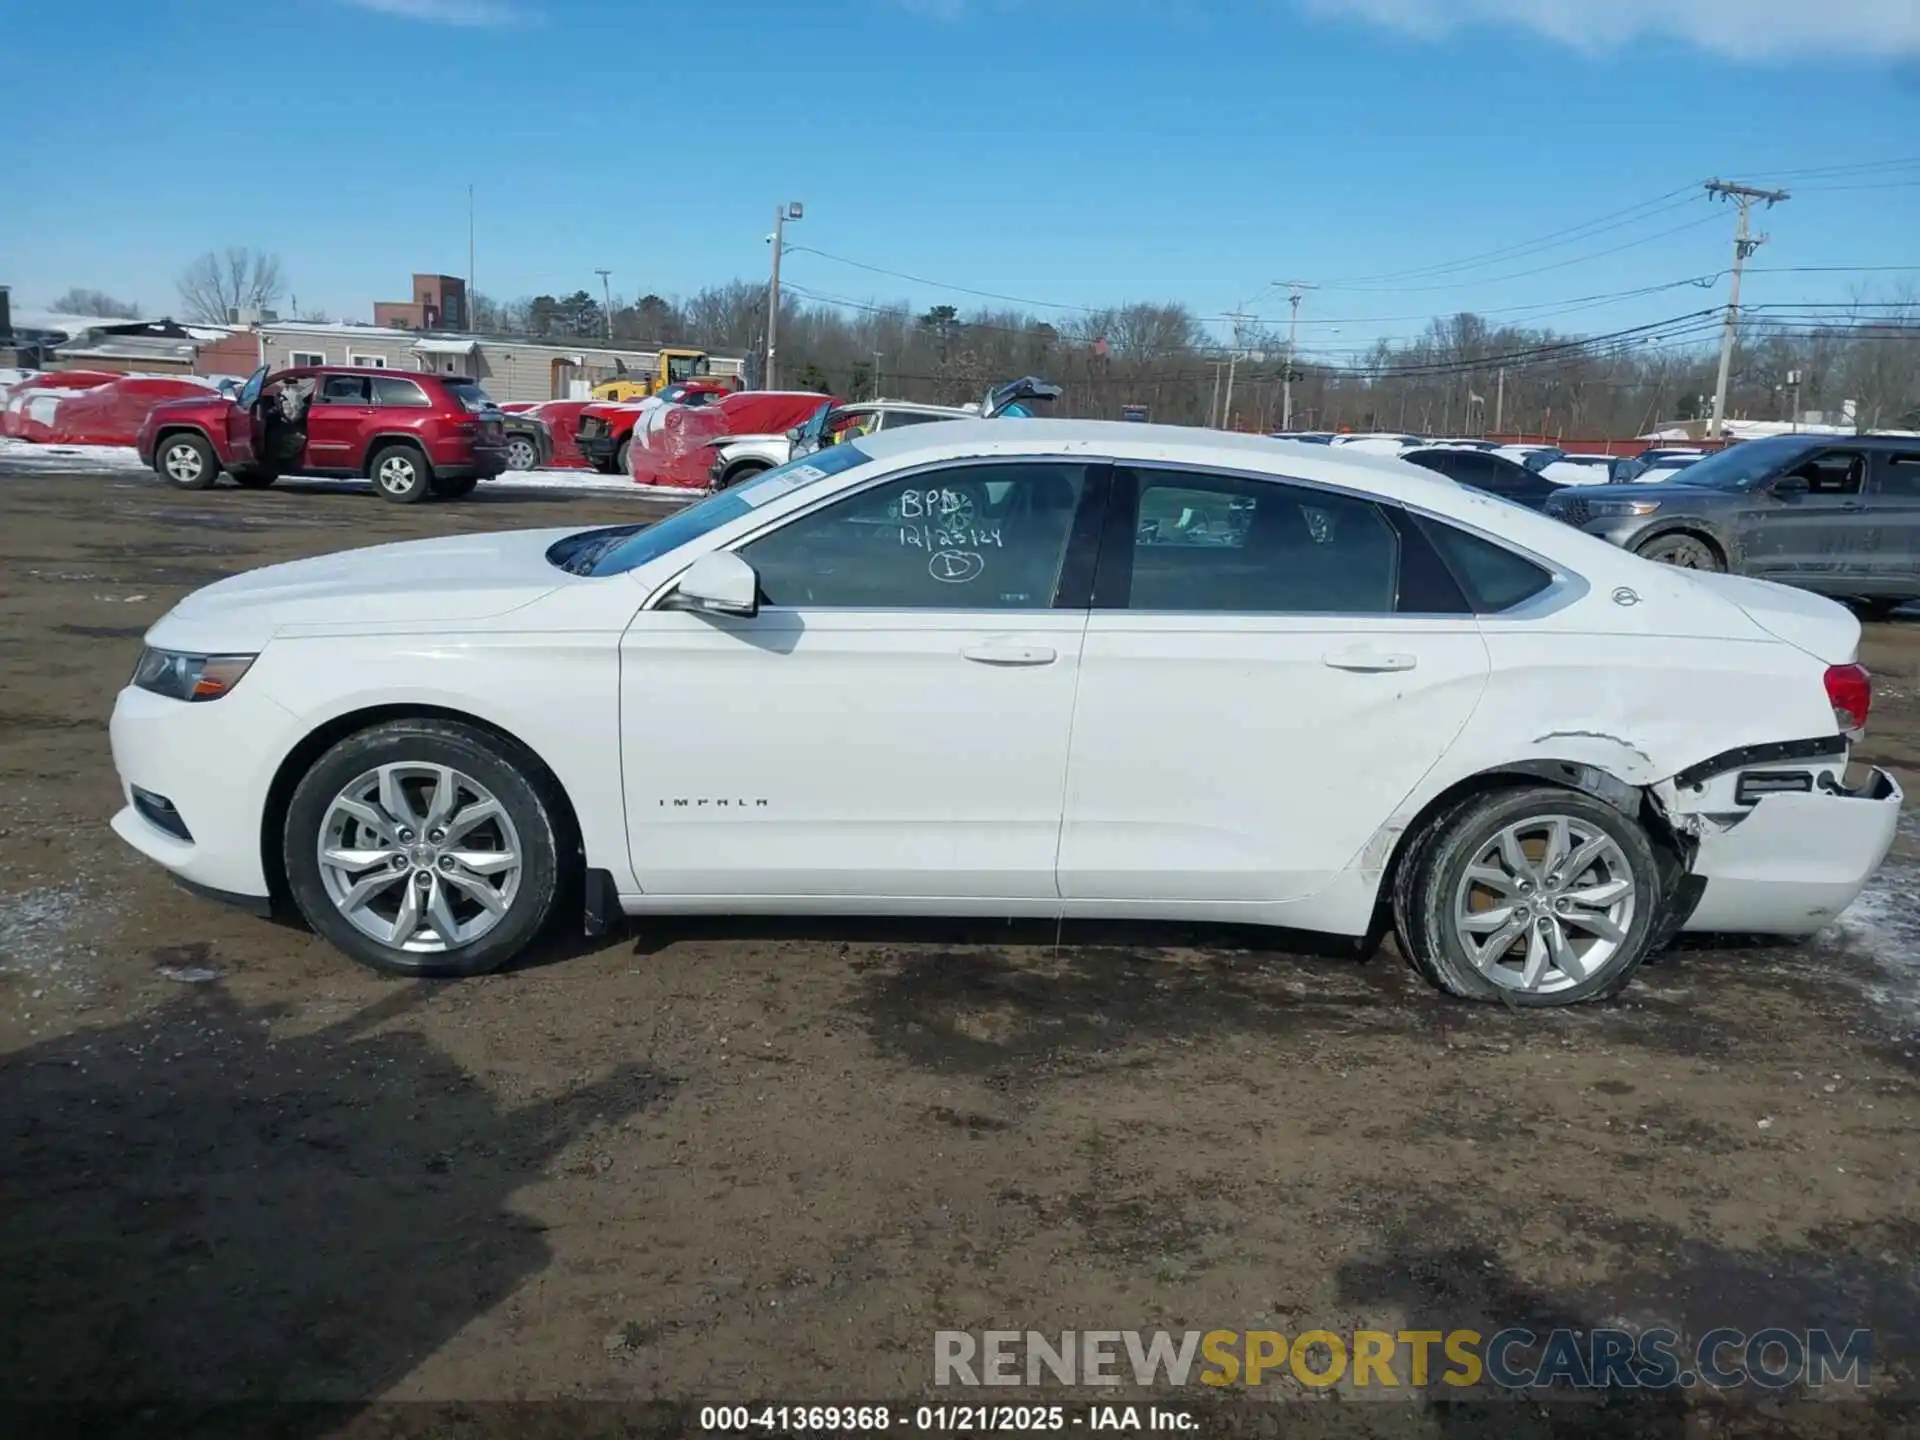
[
  {"xmin": 467, "ymin": 184, "xmax": 475, "ymax": 321},
  {"xmin": 1705, "ymin": 179, "xmax": 1790, "ymax": 439},
  {"xmin": 594, "ymin": 268, "xmax": 613, "ymax": 342},
  {"xmin": 1221, "ymin": 309, "xmax": 1254, "ymax": 429},
  {"xmin": 767, "ymin": 201, "xmax": 803, "ymax": 390},
  {"xmin": 1277, "ymin": 281, "xmax": 1316, "ymax": 430},
  {"xmin": 1494, "ymin": 366, "xmax": 1506, "ymax": 434},
  {"xmin": 1208, "ymin": 360, "xmax": 1225, "ymax": 428},
  {"xmin": 871, "ymin": 349, "xmax": 884, "ymax": 399}
]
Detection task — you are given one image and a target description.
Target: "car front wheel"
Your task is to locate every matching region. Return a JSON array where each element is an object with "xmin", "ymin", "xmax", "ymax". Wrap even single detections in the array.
[
  {"xmin": 282, "ymin": 719, "xmax": 564, "ymax": 977},
  {"xmin": 157, "ymin": 433, "xmax": 219, "ymax": 490},
  {"xmin": 1393, "ymin": 786, "xmax": 1662, "ymax": 1006},
  {"xmin": 1636, "ymin": 532, "xmax": 1722, "ymax": 571}
]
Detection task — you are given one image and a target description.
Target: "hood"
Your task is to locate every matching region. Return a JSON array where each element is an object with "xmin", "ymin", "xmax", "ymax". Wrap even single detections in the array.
[
  {"xmin": 157, "ymin": 527, "xmax": 583, "ymax": 647},
  {"xmin": 1678, "ymin": 570, "xmax": 1860, "ymax": 665}
]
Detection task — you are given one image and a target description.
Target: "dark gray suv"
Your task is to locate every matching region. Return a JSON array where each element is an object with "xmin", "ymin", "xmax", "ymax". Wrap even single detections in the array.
[{"xmin": 1542, "ymin": 434, "xmax": 1920, "ymax": 617}]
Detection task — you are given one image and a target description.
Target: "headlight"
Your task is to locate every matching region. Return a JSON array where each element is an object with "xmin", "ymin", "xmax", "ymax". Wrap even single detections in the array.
[
  {"xmin": 131, "ymin": 648, "xmax": 256, "ymax": 702},
  {"xmin": 1586, "ymin": 499, "xmax": 1662, "ymax": 517}
]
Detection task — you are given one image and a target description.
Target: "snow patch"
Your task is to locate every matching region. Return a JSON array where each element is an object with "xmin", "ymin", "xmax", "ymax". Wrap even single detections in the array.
[
  {"xmin": 0, "ymin": 884, "xmax": 88, "ymax": 979},
  {"xmin": 0, "ymin": 439, "xmax": 151, "ymax": 475}
]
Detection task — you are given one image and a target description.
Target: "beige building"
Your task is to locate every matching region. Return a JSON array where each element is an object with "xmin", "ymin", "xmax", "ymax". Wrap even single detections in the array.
[{"xmin": 258, "ymin": 322, "xmax": 744, "ymax": 403}]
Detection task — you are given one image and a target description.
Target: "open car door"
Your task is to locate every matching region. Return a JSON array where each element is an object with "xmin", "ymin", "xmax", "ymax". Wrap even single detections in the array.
[{"xmin": 226, "ymin": 364, "xmax": 269, "ymax": 470}]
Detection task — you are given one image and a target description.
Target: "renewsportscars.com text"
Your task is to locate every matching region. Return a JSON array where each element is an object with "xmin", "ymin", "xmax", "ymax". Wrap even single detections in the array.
[{"xmin": 933, "ymin": 1328, "xmax": 1872, "ymax": 1392}]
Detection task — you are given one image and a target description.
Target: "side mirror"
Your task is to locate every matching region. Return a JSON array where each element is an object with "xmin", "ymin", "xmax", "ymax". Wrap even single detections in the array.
[
  {"xmin": 666, "ymin": 551, "xmax": 759, "ymax": 619},
  {"xmin": 1772, "ymin": 474, "xmax": 1811, "ymax": 498}
]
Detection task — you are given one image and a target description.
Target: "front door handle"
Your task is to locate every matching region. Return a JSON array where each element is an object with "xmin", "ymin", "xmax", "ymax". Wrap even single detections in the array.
[
  {"xmin": 1323, "ymin": 648, "xmax": 1418, "ymax": 673},
  {"xmin": 962, "ymin": 641, "xmax": 1057, "ymax": 667}
]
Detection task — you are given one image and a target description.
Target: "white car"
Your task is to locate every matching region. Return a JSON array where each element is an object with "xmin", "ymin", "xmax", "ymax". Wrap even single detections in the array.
[
  {"xmin": 1540, "ymin": 454, "xmax": 1621, "ymax": 486},
  {"xmin": 108, "ymin": 421, "xmax": 1899, "ymax": 1007},
  {"xmin": 709, "ymin": 400, "xmax": 974, "ymax": 490}
]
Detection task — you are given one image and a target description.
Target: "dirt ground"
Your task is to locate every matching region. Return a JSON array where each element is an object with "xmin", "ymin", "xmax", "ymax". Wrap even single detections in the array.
[{"xmin": 3, "ymin": 466, "xmax": 1920, "ymax": 1437}]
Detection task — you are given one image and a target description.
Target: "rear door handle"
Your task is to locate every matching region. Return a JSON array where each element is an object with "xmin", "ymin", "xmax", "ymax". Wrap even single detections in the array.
[
  {"xmin": 1323, "ymin": 648, "xmax": 1417, "ymax": 673},
  {"xmin": 962, "ymin": 641, "xmax": 1057, "ymax": 667}
]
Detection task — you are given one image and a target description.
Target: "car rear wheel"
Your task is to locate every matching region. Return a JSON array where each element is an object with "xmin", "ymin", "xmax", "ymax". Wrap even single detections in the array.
[
  {"xmin": 505, "ymin": 435, "xmax": 540, "ymax": 472},
  {"xmin": 614, "ymin": 437, "xmax": 631, "ymax": 476},
  {"xmin": 282, "ymin": 720, "xmax": 563, "ymax": 978},
  {"xmin": 1393, "ymin": 786, "xmax": 1662, "ymax": 1006},
  {"xmin": 429, "ymin": 473, "xmax": 480, "ymax": 499},
  {"xmin": 1856, "ymin": 597, "xmax": 1913, "ymax": 622},
  {"xmin": 1636, "ymin": 533, "xmax": 1722, "ymax": 571},
  {"xmin": 157, "ymin": 433, "xmax": 219, "ymax": 490},
  {"xmin": 370, "ymin": 445, "xmax": 432, "ymax": 503}
]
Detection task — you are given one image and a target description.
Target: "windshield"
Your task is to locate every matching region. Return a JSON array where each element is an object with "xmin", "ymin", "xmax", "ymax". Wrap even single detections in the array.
[
  {"xmin": 666, "ymin": 353, "xmax": 709, "ymax": 383},
  {"xmin": 1655, "ymin": 436, "xmax": 1815, "ymax": 489},
  {"xmin": 550, "ymin": 443, "xmax": 874, "ymax": 577},
  {"xmin": 445, "ymin": 378, "xmax": 499, "ymax": 414}
]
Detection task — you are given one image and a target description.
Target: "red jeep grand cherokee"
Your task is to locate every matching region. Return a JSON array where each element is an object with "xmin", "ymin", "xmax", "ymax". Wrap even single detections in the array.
[{"xmin": 135, "ymin": 364, "xmax": 509, "ymax": 503}]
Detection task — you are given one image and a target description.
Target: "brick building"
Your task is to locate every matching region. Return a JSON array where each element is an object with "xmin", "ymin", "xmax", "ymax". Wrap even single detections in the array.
[{"xmin": 373, "ymin": 274, "xmax": 468, "ymax": 331}]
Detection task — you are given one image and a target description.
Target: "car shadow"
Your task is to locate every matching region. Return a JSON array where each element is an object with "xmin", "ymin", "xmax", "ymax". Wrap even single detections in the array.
[{"xmin": 0, "ymin": 984, "xmax": 676, "ymax": 1425}]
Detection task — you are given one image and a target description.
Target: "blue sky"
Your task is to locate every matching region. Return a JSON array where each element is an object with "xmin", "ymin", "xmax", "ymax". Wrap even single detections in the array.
[{"xmin": 7, "ymin": 0, "xmax": 1919, "ymax": 359}]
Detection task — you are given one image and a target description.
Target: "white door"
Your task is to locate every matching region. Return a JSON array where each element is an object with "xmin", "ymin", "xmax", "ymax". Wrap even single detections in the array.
[
  {"xmin": 622, "ymin": 461, "xmax": 1097, "ymax": 900},
  {"xmin": 1058, "ymin": 466, "xmax": 1492, "ymax": 905}
]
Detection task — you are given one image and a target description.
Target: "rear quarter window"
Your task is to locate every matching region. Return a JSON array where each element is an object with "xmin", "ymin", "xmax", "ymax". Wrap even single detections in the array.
[
  {"xmin": 1417, "ymin": 516, "xmax": 1554, "ymax": 613},
  {"xmin": 373, "ymin": 376, "xmax": 431, "ymax": 407}
]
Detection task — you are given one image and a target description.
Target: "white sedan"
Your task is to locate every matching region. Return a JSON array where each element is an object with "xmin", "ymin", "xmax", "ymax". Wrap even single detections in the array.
[{"xmin": 108, "ymin": 420, "xmax": 1900, "ymax": 1006}]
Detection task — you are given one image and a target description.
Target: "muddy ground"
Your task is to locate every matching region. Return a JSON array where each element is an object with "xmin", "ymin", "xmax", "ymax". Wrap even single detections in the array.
[{"xmin": 3, "ymin": 467, "xmax": 1920, "ymax": 1437}]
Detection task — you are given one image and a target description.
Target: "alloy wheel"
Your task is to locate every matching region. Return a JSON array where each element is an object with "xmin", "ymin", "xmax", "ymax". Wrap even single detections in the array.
[
  {"xmin": 164, "ymin": 444, "xmax": 204, "ymax": 483},
  {"xmin": 1450, "ymin": 815, "xmax": 1636, "ymax": 995},
  {"xmin": 506, "ymin": 437, "xmax": 538, "ymax": 472},
  {"xmin": 316, "ymin": 763, "xmax": 522, "ymax": 953},
  {"xmin": 378, "ymin": 455, "xmax": 418, "ymax": 494}
]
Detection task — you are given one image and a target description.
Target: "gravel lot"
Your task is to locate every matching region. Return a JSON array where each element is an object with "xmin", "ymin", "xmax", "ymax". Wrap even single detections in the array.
[{"xmin": 3, "ymin": 464, "xmax": 1920, "ymax": 1435}]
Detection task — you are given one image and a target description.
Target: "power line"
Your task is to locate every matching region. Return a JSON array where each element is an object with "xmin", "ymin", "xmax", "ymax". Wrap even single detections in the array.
[
  {"xmin": 1316, "ymin": 187, "xmax": 1703, "ymax": 287},
  {"xmin": 783, "ymin": 245, "xmax": 1102, "ymax": 314},
  {"xmin": 1322, "ymin": 214, "xmax": 1727, "ymax": 294}
]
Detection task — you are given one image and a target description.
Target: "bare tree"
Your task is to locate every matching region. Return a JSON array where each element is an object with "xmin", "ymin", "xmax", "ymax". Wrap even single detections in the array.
[
  {"xmin": 176, "ymin": 248, "xmax": 286, "ymax": 325},
  {"xmin": 49, "ymin": 288, "xmax": 140, "ymax": 319}
]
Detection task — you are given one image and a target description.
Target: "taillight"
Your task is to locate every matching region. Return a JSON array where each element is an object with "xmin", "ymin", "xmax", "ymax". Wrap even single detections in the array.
[{"xmin": 1825, "ymin": 663, "xmax": 1872, "ymax": 734}]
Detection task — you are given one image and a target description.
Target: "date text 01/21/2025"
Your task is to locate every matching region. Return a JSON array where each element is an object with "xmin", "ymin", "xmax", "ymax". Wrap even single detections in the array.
[{"xmin": 698, "ymin": 1404, "xmax": 1197, "ymax": 1432}]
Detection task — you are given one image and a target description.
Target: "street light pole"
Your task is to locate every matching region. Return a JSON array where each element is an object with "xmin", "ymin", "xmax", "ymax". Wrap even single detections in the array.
[
  {"xmin": 594, "ymin": 268, "xmax": 612, "ymax": 342},
  {"xmin": 767, "ymin": 201, "xmax": 803, "ymax": 390}
]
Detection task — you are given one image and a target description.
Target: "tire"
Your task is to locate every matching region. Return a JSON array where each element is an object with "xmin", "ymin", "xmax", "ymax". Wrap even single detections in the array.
[
  {"xmin": 716, "ymin": 461, "xmax": 768, "ymax": 491},
  {"xmin": 1393, "ymin": 786, "xmax": 1662, "ymax": 1006},
  {"xmin": 232, "ymin": 469, "xmax": 278, "ymax": 489},
  {"xmin": 614, "ymin": 437, "xmax": 631, "ymax": 476},
  {"xmin": 504, "ymin": 435, "xmax": 540, "ymax": 473},
  {"xmin": 430, "ymin": 473, "xmax": 480, "ymax": 500},
  {"xmin": 369, "ymin": 444, "xmax": 432, "ymax": 503},
  {"xmin": 156, "ymin": 432, "xmax": 219, "ymax": 490},
  {"xmin": 282, "ymin": 719, "xmax": 564, "ymax": 978},
  {"xmin": 1636, "ymin": 532, "xmax": 1722, "ymax": 571},
  {"xmin": 1856, "ymin": 597, "xmax": 1912, "ymax": 622}
]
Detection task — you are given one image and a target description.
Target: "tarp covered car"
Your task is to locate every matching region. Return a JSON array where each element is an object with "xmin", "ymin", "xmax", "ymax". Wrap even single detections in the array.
[{"xmin": 627, "ymin": 390, "xmax": 842, "ymax": 492}]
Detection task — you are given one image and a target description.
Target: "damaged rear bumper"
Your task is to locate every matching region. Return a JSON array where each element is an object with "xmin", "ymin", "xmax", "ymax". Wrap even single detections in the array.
[{"xmin": 1667, "ymin": 764, "xmax": 1901, "ymax": 935}]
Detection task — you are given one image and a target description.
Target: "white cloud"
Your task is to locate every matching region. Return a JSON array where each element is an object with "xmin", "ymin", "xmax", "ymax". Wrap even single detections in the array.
[
  {"xmin": 1302, "ymin": 0, "xmax": 1920, "ymax": 58},
  {"xmin": 337, "ymin": 0, "xmax": 526, "ymax": 25}
]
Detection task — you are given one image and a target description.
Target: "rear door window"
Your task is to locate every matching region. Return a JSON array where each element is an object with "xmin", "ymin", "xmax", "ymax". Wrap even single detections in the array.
[
  {"xmin": 1114, "ymin": 468, "xmax": 1401, "ymax": 614},
  {"xmin": 317, "ymin": 374, "xmax": 371, "ymax": 405}
]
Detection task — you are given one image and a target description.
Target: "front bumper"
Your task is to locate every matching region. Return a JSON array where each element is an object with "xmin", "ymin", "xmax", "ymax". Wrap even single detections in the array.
[
  {"xmin": 108, "ymin": 681, "xmax": 299, "ymax": 902},
  {"xmin": 1680, "ymin": 766, "xmax": 1902, "ymax": 934},
  {"xmin": 577, "ymin": 433, "xmax": 620, "ymax": 467}
]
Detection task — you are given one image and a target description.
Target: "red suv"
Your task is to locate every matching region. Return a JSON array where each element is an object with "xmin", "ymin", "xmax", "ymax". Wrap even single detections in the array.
[{"xmin": 136, "ymin": 364, "xmax": 509, "ymax": 503}]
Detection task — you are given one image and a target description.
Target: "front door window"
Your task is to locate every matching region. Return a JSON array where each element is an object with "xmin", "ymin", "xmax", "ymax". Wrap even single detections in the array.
[{"xmin": 739, "ymin": 463, "xmax": 1090, "ymax": 610}]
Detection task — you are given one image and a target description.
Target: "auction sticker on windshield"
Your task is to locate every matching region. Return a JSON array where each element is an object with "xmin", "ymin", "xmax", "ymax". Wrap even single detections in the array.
[{"xmin": 739, "ymin": 463, "xmax": 831, "ymax": 507}]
